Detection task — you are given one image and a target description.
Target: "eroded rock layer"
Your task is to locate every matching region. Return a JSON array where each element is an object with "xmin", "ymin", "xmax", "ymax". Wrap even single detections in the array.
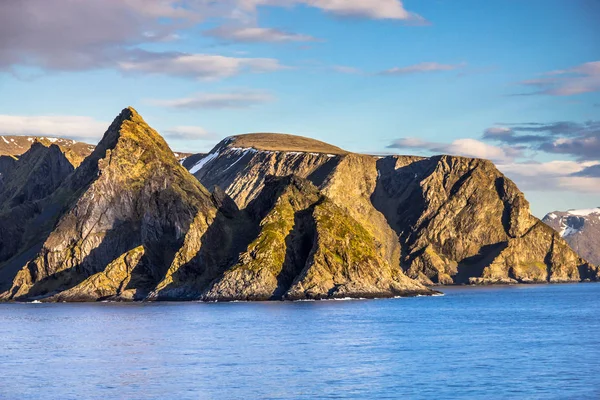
[
  {"xmin": 188, "ymin": 135, "xmax": 598, "ymax": 287},
  {"xmin": 0, "ymin": 109, "xmax": 596, "ymax": 302}
]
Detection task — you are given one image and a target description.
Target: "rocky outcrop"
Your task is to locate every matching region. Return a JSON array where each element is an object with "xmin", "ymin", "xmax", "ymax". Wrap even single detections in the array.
[
  {"xmin": 0, "ymin": 109, "xmax": 435, "ymax": 302},
  {"xmin": 1, "ymin": 107, "xmax": 217, "ymax": 301},
  {"xmin": 0, "ymin": 112, "xmax": 596, "ymax": 302},
  {"xmin": 543, "ymin": 208, "xmax": 600, "ymax": 265},
  {"xmin": 0, "ymin": 143, "xmax": 76, "ymax": 278},
  {"xmin": 187, "ymin": 135, "xmax": 598, "ymax": 286},
  {"xmin": 202, "ymin": 176, "xmax": 432, "ymax": 301},
  {"xmin": 0, "ymin": 142, "xmax": 75, "ymax": 210}
]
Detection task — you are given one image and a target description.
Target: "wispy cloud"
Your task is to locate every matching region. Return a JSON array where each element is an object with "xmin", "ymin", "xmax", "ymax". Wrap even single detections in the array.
[
  {"xmin": 237, "ymin": 0, "xmax": 426, "ymax": 22},
  {"xmin": 162, "ymin": 126, "xmax": 217, "ymax": 141},
  {"xmin": 205, "ymin": 26, "xmax": 319, "ymax": 43},
  {"xmin": 379, "ymin": 62, "xmax": 465, "ymax": 75},
  {"xmin": 483, "ymin": 121, "xmax": 600, "ymax": 160},
  {"xmin": 0, "ymin": 0, "xmax": 426, "ymax": 73},
  {"xmin": 118, "ymin": 51, "xmax": 287, "ymax": 80},
  {"xmin": 498, "ymin": 160, "xmax": 600, "ymax": 194},
  {"xmin": 387, "ymin": 133, "xmax": 600, "ymax": 194},
  {"xmin": 387, "ymin": 137, "xmax": 520, "ymax": 163},
  {"xmin": 0, "ymin": 114, "xmax": 108, "ymax": 142},
  {"xmin": 516, "ymin": 61, "xmax": 600, "ymax": 96},
  {"xmin": 148, "ymin": 90, "xmax": 275, "ymax": 109},
  {"xmin": 331, "ymin": 65, "xmax": 364, "ymax": 75},
  {"xmin": 572, "ymin": 164, "xmax": 600, "ymax": 178}
]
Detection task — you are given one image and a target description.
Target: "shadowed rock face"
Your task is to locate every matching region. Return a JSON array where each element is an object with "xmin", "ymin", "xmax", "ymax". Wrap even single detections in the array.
[
  {"xmin": 0, "ymin": 110, "xmax": 596, "ymax": 302},
  {"xmin": 1, "ymin": 108, "xmax": 217, "ymax": 301},
  {"xmin": 543, "ymin": 208, "xmax": 600, "ymax": 265},
  {"xmin": 187, "ymin": 135, "xmax": 598, "ymax": 287},
  {"xmin": 200, "ymin": 176, "xmax": 431, "ymax": 301},
  {"xmin": 0, "ymin": 143, "xmax": 76, "ymax": 278},
  {"xmin": 0, "ymin": 109, "xmax": 433, "ymax": 302}
]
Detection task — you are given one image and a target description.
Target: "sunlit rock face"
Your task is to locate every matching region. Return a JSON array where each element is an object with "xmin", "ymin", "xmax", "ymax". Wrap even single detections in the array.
[
  {"xmin": 187, "ymin": 134, "xmax": 597, "ymax": 287},
  {"xmin": 0, "ymin": 109, "xmax": 596, "ymax": 303}
]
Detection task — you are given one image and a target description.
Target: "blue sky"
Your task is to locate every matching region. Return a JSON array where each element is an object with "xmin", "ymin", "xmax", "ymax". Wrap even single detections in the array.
[{"xmin": 0, "ymin": 0, "xmax": 598, "ymax": 216}]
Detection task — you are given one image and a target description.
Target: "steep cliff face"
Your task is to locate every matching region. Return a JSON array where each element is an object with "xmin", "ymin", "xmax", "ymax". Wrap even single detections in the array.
[
  {"xmin": 543, "ymin": 208, "xmax": 600, "ymax": 265},
  {"xmin": 0, "ymin": 155, "xmax": 17, "ymax": 182},
  {"xmin": 0, "ymin": 119, "xmax": 595, "ymax": 302},
  {"xmin": 0, "ymin": 143, "xmax": 77, "ymax": 281},
  {"xmin": 0, "ymin": 142, "xmax": 75, "ymax": 210},
  {"xmin": 186, "ymin": 134, "xmax": 597, "ymax": 286},
  {"xmin": 191, "ymin": 134, "xmax": 342, "ymax": 208},
  {"xmin": 0, "ymin": 111, "xmax": 434, "ymax": 302},
  {"xmin": 202, "ymin": 176, "xmax": 431, "ymax": 301},
  {"xmin": 2, "ymin": 108, "xmax": 217, "ymax": 301}
]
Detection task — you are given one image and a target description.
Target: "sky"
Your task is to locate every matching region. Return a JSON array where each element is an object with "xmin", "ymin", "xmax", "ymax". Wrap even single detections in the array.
[{"xmin": 0, "ymin": 0, "xmax": 598, "ymax": 217}]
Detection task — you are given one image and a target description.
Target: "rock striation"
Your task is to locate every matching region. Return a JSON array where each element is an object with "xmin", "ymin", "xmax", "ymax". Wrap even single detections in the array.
[
  {"xmin": 0, "ymin": 108, "xmax": 432, "ymax": 302},
  {"xmin": 0, "ymin": 108, "xmax": 596, "ymax": 302},
  {"xmin": 188, "ymin": 134, "xmax": 598, "ymax": 287}
]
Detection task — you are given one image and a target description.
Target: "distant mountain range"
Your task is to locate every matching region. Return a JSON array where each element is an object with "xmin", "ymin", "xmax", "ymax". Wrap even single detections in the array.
[
  {"xmin": 0, "ymin": 108, "xmax": 597, "ymax": 302},
  {"xmin": 543, "ymin": 208, "xmax": 600, "ymax": 265},
  {"xmin": 0, "ymin": 135, "xmax": 95, "ymax": 168}
]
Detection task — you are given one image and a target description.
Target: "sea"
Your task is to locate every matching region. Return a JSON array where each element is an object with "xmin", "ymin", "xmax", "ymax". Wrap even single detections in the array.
[{"xmin": 0, "ymin": 283, "xmax": 599, "ymax": 399}]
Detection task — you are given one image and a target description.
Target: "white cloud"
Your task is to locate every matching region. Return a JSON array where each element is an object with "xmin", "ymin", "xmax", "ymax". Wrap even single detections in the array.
[
  {"xmin": 388, "ymin": 137, "xmax": 518, "ymax": 163},
  {"xmin": 205, "ymin": 26, "xmax": 319, "ymax": 43},
  {"xmin": 380, "ymin": 62, "xmax": 465, "ymax": 75},
  {"xmin": 0, "ymin": 114, "xmax": 107, "ymax": 141},
  {"xmin": 118, "ymin": 53, "xmax": 287, "ymax": 80},
  {"xmin": 331, "ymin": 65, "xmax": 364, "ymax": 74},
  {"xmin": 484, "ymin": 126, "xmax": 512, "ymax": 137},
  {"xmin": 0, "ymin": 0, "xmax": 425, "ymax": 72},
  {"xmin": 497, "ymin": 160, "xmax": 600, "ymax": 194},
  {"xmin": 149, "ymin": 90, "xmax": 275, "ymax": 109},
  {"xmin": 389, "ymin": 135, "xmax": 600, "ymax": 194},
  {"xmin": 237, "ymin": 0, "xmax": 425, "ymax": 21},
  {"xmin": 163, "ymin": 126, "xmax": 216, "ymax": 141},
  {"xmin": 518, "ymin": 61, "xmax": 600, "ymax": 96}
]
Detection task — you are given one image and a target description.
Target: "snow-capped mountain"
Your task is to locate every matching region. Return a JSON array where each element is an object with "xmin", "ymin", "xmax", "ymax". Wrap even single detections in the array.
[{"xmin": 543, "ymin": 208, "xmax": 600, "ymax": 265}]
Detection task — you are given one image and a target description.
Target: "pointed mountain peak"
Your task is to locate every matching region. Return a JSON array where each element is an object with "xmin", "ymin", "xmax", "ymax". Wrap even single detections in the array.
[{"xmin": 64, "ymin": 106, "xmax": 193, "ymax": 194}]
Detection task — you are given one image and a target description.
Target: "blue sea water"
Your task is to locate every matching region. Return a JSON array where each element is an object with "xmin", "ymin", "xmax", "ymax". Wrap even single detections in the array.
[{"xmin": 0, "ymin": 284, "xmax": 599, "ymax": 399}]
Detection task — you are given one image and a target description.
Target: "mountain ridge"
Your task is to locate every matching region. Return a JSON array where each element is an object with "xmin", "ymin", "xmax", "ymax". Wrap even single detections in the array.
[
  {"xmin": 187, "ymin": 133, "xmax": 598, "ymax": 287},
  {"xmin": 543, "ymin": 208, "xmax": 600, "ymax": 265},
  {"xmin": 0, "ymin": 108, "xmax": 596, "ymax": 302}
]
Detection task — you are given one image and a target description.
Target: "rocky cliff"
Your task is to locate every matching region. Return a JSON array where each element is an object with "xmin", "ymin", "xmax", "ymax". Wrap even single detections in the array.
[
  {"xmin": 187, "ymin": 134, "xmax": 598, "ymax": 286},
  {"xmin": 0, "ymin": 108, "xmax": 218, "ymax": 301},
  {"xmin": 0, "ymin": 109, "xmax": 433, "ymax": 302},
  {"xmin": 0, "ymin": 111, "xmax": 596, "ymax": 302},
  {"xmin": 543, "ymin": 208, "xmax": 600, "ymax": 265}
]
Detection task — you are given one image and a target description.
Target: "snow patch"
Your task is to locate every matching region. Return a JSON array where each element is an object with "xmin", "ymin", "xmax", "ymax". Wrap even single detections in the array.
[
  {"xmin": 223, "ymin": 149, "xmax": 253, "ymax": 172},
  {"xmin": 189, "ymin": 150, "xmax": 220, "ymax": 174},
  {"xmin": 230, "ymin": 147, "xmax": 258, "ymax": 154},
  {"xmin": 567, "ymin": 208, "xmax": 600, "ymax": 217},
  {"xmin": 560, "ymin": 223, "xmax": 580, "ymax": 237},
  {"xmin": 547, "ymin": 213, "xmax": 557, "ymax": 220},
  {"xmin": 1, "ymin": 136, "xmax": 8, "ymax": 144}
]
